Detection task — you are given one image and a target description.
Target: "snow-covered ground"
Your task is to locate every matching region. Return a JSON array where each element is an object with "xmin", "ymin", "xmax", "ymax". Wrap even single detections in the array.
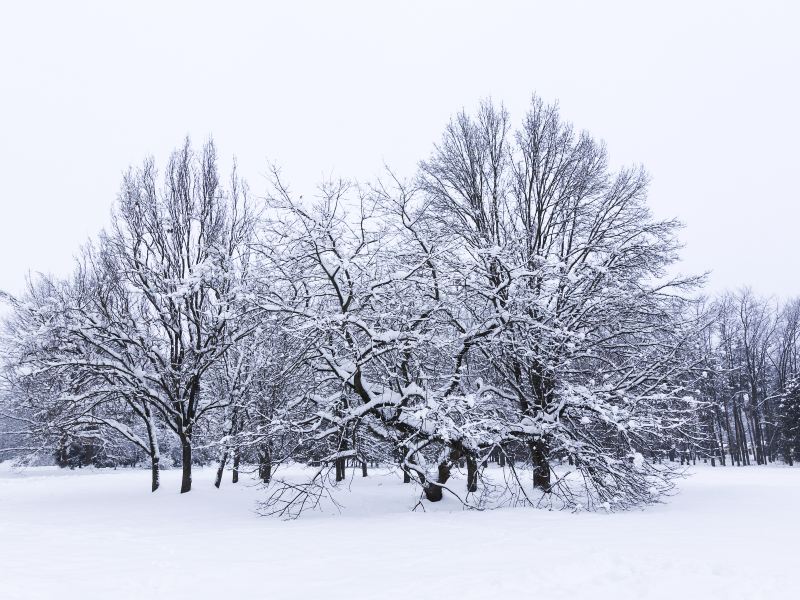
[{"xmin": 1, "ymin": 463, "xmax": 797, "ymax": 599}]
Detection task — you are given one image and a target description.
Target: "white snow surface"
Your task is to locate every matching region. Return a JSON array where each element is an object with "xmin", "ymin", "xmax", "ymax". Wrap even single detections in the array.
[{"xmin": 1, "ymin": 463, "xmax": 798, "ymax": 599}]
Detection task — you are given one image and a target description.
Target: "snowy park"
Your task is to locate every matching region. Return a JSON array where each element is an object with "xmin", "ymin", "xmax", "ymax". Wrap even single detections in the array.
[
  {"xmin": 1, "ymin": 462, "xmax": 798, "ymax": 600},
  {"xmin": 2, "ymin": 2, "xmax": 799, "ymax": 599}
]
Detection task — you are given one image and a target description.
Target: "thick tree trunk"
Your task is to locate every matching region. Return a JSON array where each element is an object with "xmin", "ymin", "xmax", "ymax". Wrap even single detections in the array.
[
  {"xmin": 422, "ymin": 461, "xmax": 452, "ymax": 502},
  {"xmin": 258, "ymin": 444, "xmax": 272, "ymax": 483},
  {"xmin": 530, "ymin": 439, "xmax": 551, "ymax": 491},
  {"xmin": 335, "ymin": 438, "xmax": 348, "ymax": 482},
  {"xmin": 214, "ymin": 449, "xmax": 229, "ymax": 488},
  {"xmin": 361, "ymin": 460, "xmax": 368, "ymax": 477},
  {"xmin": 144, "ymin": 410, "xmax": 161, "ymax": 492},
  {"xmin": 423, "ymin": 485, "xmax": 443, "ymax": 502},
  {"xmin": 750, "ymin": 407, "xmax": 766, "ymax": 465},
  {"xmin": 150, "ymin": 453, "xmax": 160, "ymax": 492},
  {"xmin": 232, "ymin": 447, "xmax": 240, "ymax": 484},
  {"xmin": 734, "ymin": 404, "xmax": 750, "ymax": 465},
  {"xmin": 180, "ymin": 437, "xmax": 193, "ymax": 494},
  {"xmin": 421, "ymin": 447, "xmax": 463, "ymax": 502}
]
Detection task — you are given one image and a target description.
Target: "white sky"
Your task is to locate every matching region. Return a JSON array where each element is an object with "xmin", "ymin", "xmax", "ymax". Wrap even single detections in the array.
[{"xmin": 1, "ymin": 0, "xmax": 798, "ymax": 297}]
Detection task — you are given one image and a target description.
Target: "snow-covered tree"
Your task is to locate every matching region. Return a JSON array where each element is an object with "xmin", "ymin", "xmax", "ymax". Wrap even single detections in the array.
[
  {"xmin": 1, "ymin": 139, "xmax": 259, "ymax": 493},
  {"xmin": 98, "ymin": 138, "xmax": 258, "ymax": 492},
  {"xmin": 254, "ymin": 96, "xmax": 706, "ymax": 514},
  {"xmin": 412, "ymin": 96, "xmax": 706, "ymax": 508}
]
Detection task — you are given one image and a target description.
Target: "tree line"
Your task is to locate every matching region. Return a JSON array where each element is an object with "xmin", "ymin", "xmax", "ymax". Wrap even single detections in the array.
[{"xmin": 1, "ymin": 95, "xmax": 794, "ymax": 514}]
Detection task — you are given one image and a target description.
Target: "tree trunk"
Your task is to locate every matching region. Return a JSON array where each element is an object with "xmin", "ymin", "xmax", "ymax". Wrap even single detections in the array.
[
  {"xmin": 734, "ymin": 404, "xmax": 750, "ymax": 466},
  {"xmin": 721, "ymin": 396, "xmax": 737, "ymax": 466},
  {"xmin": 180, "ymin": 436, "xmax": 193, "ymax": 494},
  {"xmin": 144, "ymin": 410, "xmax": 161, "ymax": 492},
  {"xmin": 421, "ymin": 448, "xmax": 461, "ymax": 502},
  {"xmin": 466, "ymin": 455, "xmax": 478, "ymax": 493},
  {"xmin": 216, "ymin": 405, "xmax": 237, "ymax": 488},
  {"xmin": 714, "ymin": 414, "xmax": 727, "ymax": 466},
  {"xmin": 150, "ymin": 453, "xmax": 160, "ymax": 492},
  {"xmin": 530, "ymin": 439, "xmax": 551, "ymax": 491},
  {"xmin": 335, "ymin": 438, "xmax": 348, "ymax": 482},
  {"xmin": 232, "ymin": 446, "xmax": 240, "ymax": 484},
  {"xmin": 258, "ymin": 444, "xmax": 272, "ymax": 483},
  {"xmin": 751, "ymin": 408, "xmax": 766, "ymax": 465},
  {"xmin": 422, "ymin": 461, "xmax": 452, "ymax": 502},
  {"xmin": 361, "ymin": 460, "xmax": 368, "ymax": 477},
  {"xmin": 214, "ymin": 449, "xmax": 229, "ymax": 489},
  {"xmin": 400, "ymin": 445, "xmax": 411, "ymax": 482}
]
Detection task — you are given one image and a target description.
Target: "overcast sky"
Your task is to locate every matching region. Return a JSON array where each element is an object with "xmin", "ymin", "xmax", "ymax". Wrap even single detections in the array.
[{"xmin": 1, "ymin": 1, "xmax": 798, "ymax": 298}]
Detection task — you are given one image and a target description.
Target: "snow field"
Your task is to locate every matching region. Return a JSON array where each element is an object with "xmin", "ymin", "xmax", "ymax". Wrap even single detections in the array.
[{"xmin": 0, "ymin": 463, "xmax": 797, "ymax": 600}]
